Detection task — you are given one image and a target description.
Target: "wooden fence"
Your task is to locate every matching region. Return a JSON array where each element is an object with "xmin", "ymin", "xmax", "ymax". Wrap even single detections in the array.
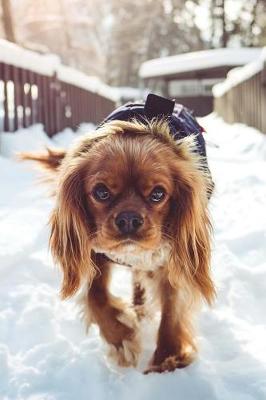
[
  {"xmin": 0, "ymin": 62, "xmax": 115, "ymax": 137},
  {"xmin": 214, "ymin": 58, "xmax": 266, "ymax": 134}
]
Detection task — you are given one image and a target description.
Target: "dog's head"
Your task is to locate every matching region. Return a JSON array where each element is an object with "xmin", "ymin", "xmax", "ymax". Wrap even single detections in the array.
[{"xmin": 51, "ymin": 119, "xmax": 214, "ymax": 303}]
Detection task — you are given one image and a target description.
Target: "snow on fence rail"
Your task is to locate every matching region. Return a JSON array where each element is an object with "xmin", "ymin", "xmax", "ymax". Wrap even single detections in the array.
[
  {"xmin": 213, "ymin": 48, "xmax": 266, "ymax": 134},
  {"xmin": 0, "ymin": 40, "xmax": 116, "ymax": 136}
]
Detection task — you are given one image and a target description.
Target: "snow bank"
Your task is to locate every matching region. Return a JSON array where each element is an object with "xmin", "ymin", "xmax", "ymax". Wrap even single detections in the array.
[
  {"xmin": 1, "ymin": 116, "xmax": 266, "ymax": 399},
  {"xmin": 213, "ymin": 48, "xmax": 266, "ymax": 97},
  {"xmin": 0, "ymin": 123, "xmax": 96, "ymax": 157},
  {"xmin": 0, "ymin": 125, "xmax": 54, "ymax": 157},
  {"xmin": 57, "ymin": 65, "xmax": 118, "ymax": 101},
  {"xmin": 139, "ymin": 48, "xmax": 262, "ymax": 79},
  {"xmin": 52, "ymin": 123, "xmax": 95, "ymax": 148},
  {"xmin": 0, "ymin": 39, "xmax": 60, "ymax": 77}
]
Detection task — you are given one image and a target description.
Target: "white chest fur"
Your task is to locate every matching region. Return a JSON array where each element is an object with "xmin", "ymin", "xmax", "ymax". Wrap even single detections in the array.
[{"xmin": 100, "ymin": 243, "xmax": 171, "ymax": 271}]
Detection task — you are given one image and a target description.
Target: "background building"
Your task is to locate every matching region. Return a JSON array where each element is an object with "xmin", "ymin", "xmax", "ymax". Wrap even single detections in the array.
[{"xmin": 139, "ymin": 48, "xmax": 262, "ymax": 116}]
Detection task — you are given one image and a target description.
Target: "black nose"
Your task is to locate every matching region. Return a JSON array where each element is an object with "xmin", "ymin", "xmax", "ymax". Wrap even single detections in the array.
[{"xmin": 115, "ymin": 211, "xmax": 144, "ymax": 234}]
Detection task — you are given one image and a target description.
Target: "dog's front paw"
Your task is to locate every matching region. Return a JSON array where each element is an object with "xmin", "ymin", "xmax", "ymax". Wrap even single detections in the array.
[
  {"xmin": 108, "ymin": 335, "xmax": 140, "ymax": 367},
  {"xmin": 144, "ymin": 351, "xmax": 195, "ymax": 374},
  {"xmin": 102, "ymin": 306, "xmax": 141, "ymax": 367}
]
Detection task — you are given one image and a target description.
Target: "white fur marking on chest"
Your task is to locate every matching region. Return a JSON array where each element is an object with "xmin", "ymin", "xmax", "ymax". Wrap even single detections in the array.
[{"xmin": 103, "ymin": 243, "xmax": 171, "ymax": 271}]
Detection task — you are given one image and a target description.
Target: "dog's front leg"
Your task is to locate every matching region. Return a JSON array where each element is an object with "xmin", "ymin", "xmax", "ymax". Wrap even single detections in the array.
[
  {"xmin": 87, "ymin": 254, "xmax": 140, "ymax": 367},
  {"xmin": 145, "ymin": 275, "xmax": 196, "ymax": 373}
]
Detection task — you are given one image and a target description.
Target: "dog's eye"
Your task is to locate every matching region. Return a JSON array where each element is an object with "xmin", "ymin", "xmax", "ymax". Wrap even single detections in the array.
[
  {"xmin": 93, "ymin": 184, "xmax": 111, "ymax": 201},
  {"xmin": 149, "ymin": 186, "xmax": 166, "ymax": 203}
]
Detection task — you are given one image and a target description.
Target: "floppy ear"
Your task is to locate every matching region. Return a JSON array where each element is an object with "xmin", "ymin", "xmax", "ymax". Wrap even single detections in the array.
[
  {"xmin": 50, "ymin": 157, "xmax": 96, "ymax": 299},
  {"xmin": 167, "ymin": 147, "xmax": 215, "ymax": 305},
  {"xmin": 49, "ymin": 124, "xmax": 122, "ymax": 299}
]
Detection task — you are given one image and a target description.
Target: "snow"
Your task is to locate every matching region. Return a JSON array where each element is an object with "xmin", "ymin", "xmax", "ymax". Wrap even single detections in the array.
[
  {"xmin": 213, "ymin": 48, "xmax": 266, "ymax": 97},
  {"xmin": 0, "ymin": 39, "xmax": 60, "ymax": 77},
  {"xmin": 0, "ymin": 123, "xmax": 93, "ymax": 157},
  {"xmin": 1, "ymin": 115, "xmax": 266, "ymax": 399},
  {"xmin": 56, "ymin": 65, "xmax": 118, "ymax": 101},
  {"xmin": 139, "ymin": 48, "xmax": 263, "ymax": 79},
  {"xmin": 0, "ymin": 125, "xmax": 53, "ymax": 157}
]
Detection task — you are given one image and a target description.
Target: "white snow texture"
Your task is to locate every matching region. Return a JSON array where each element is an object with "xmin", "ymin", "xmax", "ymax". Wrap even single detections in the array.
[{"xmin": 0, "ymin": 115, "xmax": 266, "ymax": 400}]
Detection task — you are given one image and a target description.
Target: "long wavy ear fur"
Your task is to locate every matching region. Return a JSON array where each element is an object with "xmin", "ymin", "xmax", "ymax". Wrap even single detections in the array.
[
  {"xmin": 167, "ymin": 138, "xmax": 216, "ymax": 306},
  {"xmin": 19, "ymin": 147, "xmax": 66, "ymax": 172},
  {"xmin": 50, "ymin": 157, "xmax": 96, "ymax": 299}
]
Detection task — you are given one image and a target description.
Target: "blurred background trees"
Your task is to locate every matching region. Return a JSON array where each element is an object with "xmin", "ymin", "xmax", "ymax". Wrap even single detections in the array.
[{"xmin": 0, "ymin": 0, "xmax": 266, "ymax": 86}]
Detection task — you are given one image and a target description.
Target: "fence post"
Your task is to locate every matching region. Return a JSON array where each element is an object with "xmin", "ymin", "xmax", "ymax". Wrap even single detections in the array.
[
  {"xmin": 261, "ymin": 63, "xmax": 266, "ymax": 134},
  {"xmin": 3, "ymin": 64, "xmax": 10, "ymax": 132}
]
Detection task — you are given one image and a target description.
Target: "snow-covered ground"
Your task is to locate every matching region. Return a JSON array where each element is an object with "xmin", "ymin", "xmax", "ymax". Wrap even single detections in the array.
[{"xmin": 0, "ymin": 115, "xmax": 266, "ymax": 400}]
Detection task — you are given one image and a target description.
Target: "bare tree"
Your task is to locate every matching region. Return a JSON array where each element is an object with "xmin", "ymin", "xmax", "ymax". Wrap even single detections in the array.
[
  {"xmin": 1, "ymin": 0, "xmax": 16, "ymax": 42},
  {"xmin": 209, "ymin": 0, "xmax": 227, "ymax": 47}
]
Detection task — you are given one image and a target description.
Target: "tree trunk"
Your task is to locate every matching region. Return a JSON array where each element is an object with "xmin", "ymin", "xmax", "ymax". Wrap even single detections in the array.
[
  {"xmin": 221, "ymin": 0, "xmax": 227, "ymax": 47},
  {"xmin": 2, "ymin": 0, "xmax": 16, "ymax": 42}
]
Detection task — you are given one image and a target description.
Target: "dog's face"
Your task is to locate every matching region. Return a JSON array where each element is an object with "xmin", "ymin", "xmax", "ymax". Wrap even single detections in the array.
[
  {"xmin": 85, "ymin": 134, "xmax": 175, "ymax": 253},
  {"xmin": 50, "ymin": 120, "xmax": 214, "ymax": 304}
]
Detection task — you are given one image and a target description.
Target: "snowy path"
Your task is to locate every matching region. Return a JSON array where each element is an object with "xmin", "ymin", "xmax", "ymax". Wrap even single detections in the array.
[{"xmin": 0, "ymin": 116, "xmax": 266, "ymax": 400}]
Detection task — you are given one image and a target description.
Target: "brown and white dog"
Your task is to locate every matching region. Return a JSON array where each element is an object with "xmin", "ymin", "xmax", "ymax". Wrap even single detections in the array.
[{"xmin": 22, "ymin": 104, "xmax": 215, "ymax": 373}]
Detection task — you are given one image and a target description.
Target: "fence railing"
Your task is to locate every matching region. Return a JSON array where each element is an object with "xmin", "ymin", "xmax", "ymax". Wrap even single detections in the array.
[
  {"xmin": 213, "ymin": 49, "xmax": 266, "ymax": 134},
  {"xmin": 0, "ymin": 40, "xmax": 116, "ymax": 136}
]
